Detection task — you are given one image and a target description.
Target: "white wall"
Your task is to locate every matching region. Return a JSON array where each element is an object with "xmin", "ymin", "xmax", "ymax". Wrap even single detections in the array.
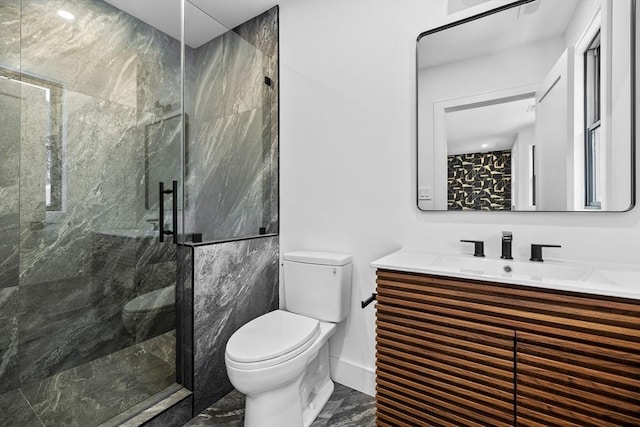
[{"xmin": 279, "ymin": 0, "xmax": 640, "ymax": 396}]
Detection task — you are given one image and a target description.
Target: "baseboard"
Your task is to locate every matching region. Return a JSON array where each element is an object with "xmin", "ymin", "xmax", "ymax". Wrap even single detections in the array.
[{"xmin": 329, "ymin": 356, "xmax": 375, "ymax": 397}]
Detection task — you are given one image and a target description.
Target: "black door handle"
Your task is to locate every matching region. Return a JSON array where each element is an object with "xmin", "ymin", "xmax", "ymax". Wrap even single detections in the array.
[{"xmin": 158, "ymin": 180, "xmax": 178, "ymax": 244}]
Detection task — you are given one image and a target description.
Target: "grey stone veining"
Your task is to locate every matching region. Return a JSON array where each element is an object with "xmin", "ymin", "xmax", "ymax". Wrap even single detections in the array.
[
  {"xmin": 19, "ymin": 0, "xmax": 138, "ymax": 109},
  {"xmin": 0, "ymin": 389, "xmax": 44, "ymax": 427},
  {"xmin": 1, "ymin": 2, "xmax": 278, "ymax": 426},
  {"xmin": 0, "ymin": 287, "xmax": 19, "ymax": 394},
  {"xmin": 0, "ymin": 0, "xmax": 182, "ymax": 411},
  {"xmin": 310, "ymin": 385, "xmax": 376, "ymax": 427},
  {"xmin": 0, "ymin": 0, "xmax": 20, "ymax": 71},
  {"xmin": 185, "ymin": 7, "xmax": 279, "ymax": 242},
  {"xmin": 0, "ymin": 330, "xmax": 177, "ymax": 425},
  {"xmin": 192, "ymin": 236, "xmax": 279, "ymax": 414},
  {"xmin": 177, "ymin": 245, "xmax": 194, "ymax": 390},
  {"xmin": 19, "ymin": 88, "xmax": 139, "ymax": 288},
  {"xmin": 0, "ymin": 77, "xmax": 20, "ymax": 290},
  {"xmin": 184, "ymin": 383, "xmax": 375, "ymax": 427}
]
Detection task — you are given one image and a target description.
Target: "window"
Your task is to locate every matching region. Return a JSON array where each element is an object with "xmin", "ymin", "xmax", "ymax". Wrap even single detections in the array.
[
  {"xmin": 0, "ymin": 67, "xmax": 64, "ymax": 214},
  {"xmin": 584, "ymin": 31, "xmax": 601, "ymax": 209},
  {"xmin": 530, "ymin": 144, "xmax": 536, "ymax": 207}
]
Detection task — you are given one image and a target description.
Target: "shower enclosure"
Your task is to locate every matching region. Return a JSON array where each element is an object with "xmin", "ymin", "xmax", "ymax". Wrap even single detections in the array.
[
  {"xmin": 0, "ymin": 0, "xmax": 185, "ymax": 424},
  {"xmin": 0, "ymin": 0, "xmax": 278, "ymax": 425}
]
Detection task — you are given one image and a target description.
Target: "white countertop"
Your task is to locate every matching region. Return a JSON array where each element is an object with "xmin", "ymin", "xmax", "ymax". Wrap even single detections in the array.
[{"xmin": 371, "ymin": 248, "xmax": 640, "ymax": 300}]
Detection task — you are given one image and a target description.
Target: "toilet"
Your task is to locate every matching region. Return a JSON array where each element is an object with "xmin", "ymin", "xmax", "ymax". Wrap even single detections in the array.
[
  {"xmin": 225, "ymin": 251, "xmax": 352, "ymax": 427},
  {"xmin": 122, "ymin": 286, "xmax": 176, "ymax": 341}
]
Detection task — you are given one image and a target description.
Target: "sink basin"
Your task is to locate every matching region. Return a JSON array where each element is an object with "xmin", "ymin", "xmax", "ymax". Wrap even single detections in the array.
[
  {"xmin": 433, "ymin": 255, "xmax": 591, "ymax": 282},
  {"xmin": 371, "ymin": 248, "xmax": 639, "ymax": 300},
  {"xmin": 584, "ymin": 269, "xmax": 640, "ymax": 287}
]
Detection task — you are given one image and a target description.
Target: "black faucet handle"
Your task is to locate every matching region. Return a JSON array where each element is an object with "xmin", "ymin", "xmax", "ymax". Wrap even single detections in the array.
[
  {"xmin": 530, "ymin": 244, "xmax": 561, "ymax": 262},
  {"xmin": 501, "ymin": 231, "xmax": 513, "ymax": 260},
  {"xmin": 461, "ymin": 240, "xmax": 485, "ymax": 257}
]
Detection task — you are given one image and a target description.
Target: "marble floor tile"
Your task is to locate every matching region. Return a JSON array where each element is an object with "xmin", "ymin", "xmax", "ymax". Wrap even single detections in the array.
[
  {"xmin": 0, "ymin": 389, "xmax": 44, "ymax": 427},
  {"xmin": 14, "ymin": 339, "xmax": 175, "ymax": 427},
  {"xmin": 311, "ymin": 385, "xmax": 376, "ymax": 427},
  {"xmin": 184, "ymin": 383, "xmax": 375, "ymax": 427},
  {"xmin": 183, "ymin": 389, "xmax": 245, "ymax": 427},
  {"xmin": 138, "ymin": 330, "xmax": 176, "ymax": 367}
]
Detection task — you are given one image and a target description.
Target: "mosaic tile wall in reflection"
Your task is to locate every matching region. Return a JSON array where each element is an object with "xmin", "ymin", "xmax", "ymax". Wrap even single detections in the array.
[{"xmin": 448, "ymin": 150, "xmax": 512, "ymax": 211}]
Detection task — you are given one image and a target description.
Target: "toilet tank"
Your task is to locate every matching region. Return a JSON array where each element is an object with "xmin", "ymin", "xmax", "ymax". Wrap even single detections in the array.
[{"xmin": 283, "ymin": 251, "xmax": 352, "ymax": 323}]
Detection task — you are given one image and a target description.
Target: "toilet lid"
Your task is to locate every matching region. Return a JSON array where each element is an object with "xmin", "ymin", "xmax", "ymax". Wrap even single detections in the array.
[{"xmin": 226, "ymin": 310, "xmax": 320, "ymax": 363}]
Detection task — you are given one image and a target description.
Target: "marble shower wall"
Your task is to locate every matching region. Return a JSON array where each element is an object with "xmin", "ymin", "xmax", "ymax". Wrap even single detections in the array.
[
  {"xmin": 185, "ymin": 7, "xmax": 279, "ymax": 242},
  {"xmin": 0, "ymin": 7, "xmax": 21, "ymax": 394},
  {"xmin": 0, "ymin": 0, "xmax": 181, "ymax": 393},
  {"xmin": 180, "ymin": 9, "xmax": 281, "ymax": 415},
  {"xmin": 191, "ymin": 236, "xmax": 279, "ymax": 414},
  {"xmin": 0, "ymin": 77, "xmax": 20, "ymax": 290}
]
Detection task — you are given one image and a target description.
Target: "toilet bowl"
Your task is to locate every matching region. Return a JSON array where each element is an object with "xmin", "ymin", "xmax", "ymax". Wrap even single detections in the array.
[
  {"xmin": 225, "ymin": 251, "xmax": 352, "ymax": 427},
  {"xmin": 226, "ymin": 310, "xmax": 336, "ymax": 427},
  {"xmin": 122, "ymin": 286, "xmax": 176, "ymax": 341}
]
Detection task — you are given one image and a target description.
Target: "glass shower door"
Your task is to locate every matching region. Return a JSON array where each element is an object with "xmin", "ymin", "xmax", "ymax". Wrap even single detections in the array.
[{"xmin": 0, "ymin": 0, "xmax": 185, "ymax": 425}]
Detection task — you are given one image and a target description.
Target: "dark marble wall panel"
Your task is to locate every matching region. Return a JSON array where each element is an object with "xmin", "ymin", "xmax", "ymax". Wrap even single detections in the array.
[
  {"xmin": 0, "ymin": 0, "xmax": 20, "ymax": 71},
  {"xmin": 19, "ymin": 88, "xmax": 138, "ymax": 287},
  {"xmin": 186, "ymin": 7, "xmax": 279, "ymax": 242},
  {"xmin": 448, "ymin": 150, "xmax": 512, "ymax": 211},
  {"xmin": 233, "ymin": 8, "xmax": 279, "ymax": 235},
  {"xmin": 177, "ymin": 245, "xmax": 194, "ymax": 391},
  {"xmin": 192, "ymin": 236, "xmax": 279, "ymax": 414},
  {"xmin": 0, "ymin": 78, "xmax": 20, "ymax": 290},
  {"xmin": 0, "ymin": 0, "xmax": 182, "ymax": 396},
  {"xmin": 19, "ymin": 0, "xmax": 138, "ymax": 108},
  {"xmin": 135, "ymin": 25, "xmax": 182, "ymax": 115},
  {"xmin": 17, "ymin": 273, "xmax": 137, "ymax": 385},
  {"xmin": 134, "ymin": 25, "xmax": 182, "ymax": 233},
  {"xmin": 0, "ymin": 389, "xmax": 43, "ymax": 427},
  {"xmin": 0, "ymin": 287, "xmax": 19, "ymax": 394}
]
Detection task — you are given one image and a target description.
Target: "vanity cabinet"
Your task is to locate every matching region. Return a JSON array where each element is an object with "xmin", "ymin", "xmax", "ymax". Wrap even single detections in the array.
[{"xmin": 374, "ymin": 270, "xmax": 640, "ymax": 427}]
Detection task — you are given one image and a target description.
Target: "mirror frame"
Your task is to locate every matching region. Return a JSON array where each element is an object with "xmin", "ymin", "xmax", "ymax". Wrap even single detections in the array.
[{"xmin": 416, "ymin": 0, "xmax": 637, "ymax": 212}]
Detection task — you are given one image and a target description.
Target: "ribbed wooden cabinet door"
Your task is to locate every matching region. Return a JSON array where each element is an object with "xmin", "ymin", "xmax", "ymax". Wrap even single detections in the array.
[
  {"xmin": 375, "ymin": 270, "xmax": 515, "ymax": 426},
  {"xmin": 374, "ymin": 269, "xmax": 640, "ymax": 427},
  {"xmin": 516, "ymin": 332, "xmax": 640, "ymax": 426}
]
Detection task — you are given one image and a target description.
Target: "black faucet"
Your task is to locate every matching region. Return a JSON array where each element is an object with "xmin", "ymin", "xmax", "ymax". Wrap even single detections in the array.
[
  {"xmin": 530, "ymin": 244, "xmax": 561, "ymax": 262},
  {"xmin": 461, "ymin": 240, "xmax": 485, "ymax": 257},
  {"xmin": 501, "ymin": 231, "xmax": 513, "ymax": 260}
]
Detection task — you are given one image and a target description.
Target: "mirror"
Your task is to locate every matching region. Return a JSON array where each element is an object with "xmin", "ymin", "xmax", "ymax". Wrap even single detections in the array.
[{"xmin": 417, "ymin": 0, "xmax": 635, "ymax": 211}]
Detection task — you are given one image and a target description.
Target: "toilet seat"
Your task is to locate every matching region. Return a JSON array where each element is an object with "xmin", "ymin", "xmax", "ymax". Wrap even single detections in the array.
[{"xmin": 226, "ymin": 310, "xmax": 320, "ymax": 370}]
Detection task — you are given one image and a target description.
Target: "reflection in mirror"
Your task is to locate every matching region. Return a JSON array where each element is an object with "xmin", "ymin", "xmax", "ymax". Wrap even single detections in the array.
[
  {"xmin": 446, "ymin": 94, "xmax": 536, "ymax": 210},
  {"xmin": 417, "ymin": 0, "xmax": 635, "ymax": 212}
]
